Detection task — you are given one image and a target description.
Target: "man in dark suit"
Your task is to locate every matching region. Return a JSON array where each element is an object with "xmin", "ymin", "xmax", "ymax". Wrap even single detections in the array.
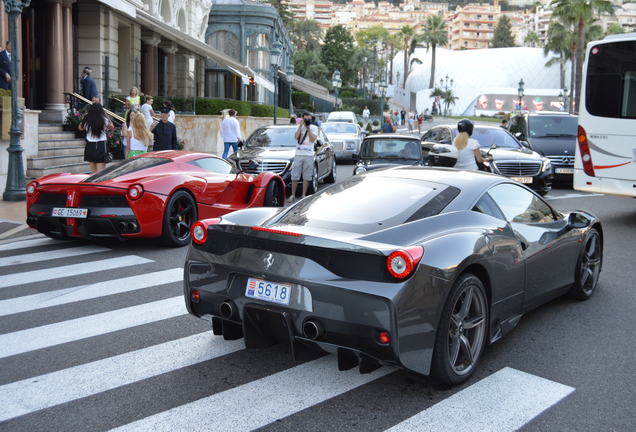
[
  {"xmin": 0, "ymin": 41, "xmax": 12, "ymax": 90},
  {"xmin": 80, "ymin": 67, "xmax": 98, "ymax": 102},
  {"xmin": 151, "ymin": 108, "xmax": 178, "ymax": 151}
]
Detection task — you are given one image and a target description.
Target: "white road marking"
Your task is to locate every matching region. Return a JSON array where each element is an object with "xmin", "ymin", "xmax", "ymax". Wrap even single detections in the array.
[
  {"xmin": 0, "ymin": 268, "xmax": 183, "ymax": 317},
  {"xmin": 0, "ymin": 333, "xmax": 243, "ymax": 422},
  {"xmin": 0, "ymin": 245, "xmax": 109, "ymax": 267},
  {"xmin": 0, "ymin": 236, "xmax": 59, "ymax": 251},
  {"xmin": 385, "ymin": 367, "xmax": 574, "ymax": 432},
  {"xmin": 0, "ymin": 255, "xmax": 152, "ymax": 289},
  {"xmin": 0, "ymin": 296, "xmax": 185, "ymax": 359},
  {"xmin": 547, "ymin": 193, "xmax": 604, "ymax": 200},
  {"xmin": 110, "ymin": 356, "xmax": 394, "ymax": 432}
]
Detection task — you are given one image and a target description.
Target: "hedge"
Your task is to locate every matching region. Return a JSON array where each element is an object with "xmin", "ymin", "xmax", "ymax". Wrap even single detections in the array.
[{"xmin": 110, "ymin": 94, "xmax": 287, "ymax": 118}]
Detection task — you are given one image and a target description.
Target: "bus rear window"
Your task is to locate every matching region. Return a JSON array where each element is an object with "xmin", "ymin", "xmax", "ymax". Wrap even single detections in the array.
[{"xmin": 585, "ymin": 40, "xmax": 636, "ymax": 119}]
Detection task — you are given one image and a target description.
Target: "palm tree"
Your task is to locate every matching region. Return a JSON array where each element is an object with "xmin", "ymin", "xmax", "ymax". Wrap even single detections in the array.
[
  {"xmin": 544, "ymin": 22, "xmax": 572, "ymax": 90},
  {"xmin": 524, "ymin": 31, "xmax": 541, "ymax": 47},
  {"xmin": 399, "ymin": 25, "xmax": 415, "ymax": 88},
  {"xmin": 551, "ymin": 0, "xmax": 614, "ymax": 113},
  {"xmin": 386, "ymin": 33, "xmax": 401, "ymax": 85},
  {"xmin": 442, "ymin": 89, "xmax": 458, "ymax": 116},
  {"xmin": 420, "ymin": 15, "xmax": 448, "ymax": 89}
]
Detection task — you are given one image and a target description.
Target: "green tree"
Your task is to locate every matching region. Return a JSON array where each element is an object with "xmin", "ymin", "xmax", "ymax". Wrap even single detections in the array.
[
  {"xmin": 398, "ymin": 25, "xmax": 416, "ymax": 88},
  {"xmin": 442, "ymin": 89, "xmax": 459, "ymax": 115},
  {"xmin": 551, "ymin": 0, "xmax": 614, "ymax": 113},
  {"xmin": 421, "ymin": 14, "xmax": 448, "ymax": 89},
  {"xmin": 491, "ymin": 15, "xmax": 516, "ymax": 48},
  {"xmin": 288, "ymin": 20, "xmax": 322, "ymax": 51},
  {"xmin": 524, "ymin": 31, "xmax": 541, "ymax": 47},
  {"xmin": 355, "ymin": 25, "xmax": 389, "ymax": 50},
  {"xmin": 293, "ymin": 49, "xmax": 329, "ymax": 88},
  {"xmin": 320, "ymin": 25, "xmax": 355, "ymax": 86},
  {"xmin": 264, "ymin": 0, "xmax": 292, "ymax": 26},
  {"xmin": 605, "ymin": 22, "xmax": 624, "ymax": 36},
  {"xmin": 544, "ymin": 22, "xmax": 573, "ymax": 90}
]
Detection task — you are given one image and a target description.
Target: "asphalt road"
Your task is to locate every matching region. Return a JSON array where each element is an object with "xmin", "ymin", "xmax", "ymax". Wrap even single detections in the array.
[{"xmin": 0, "ymin": 163, "xmax": 634, "ymax": 431}]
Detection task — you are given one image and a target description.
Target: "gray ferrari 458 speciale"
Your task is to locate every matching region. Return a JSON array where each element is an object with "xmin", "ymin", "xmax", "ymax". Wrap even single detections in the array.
[{"xmin": 183, "ymin": 167, "xmax": 602, "ymax": 387}]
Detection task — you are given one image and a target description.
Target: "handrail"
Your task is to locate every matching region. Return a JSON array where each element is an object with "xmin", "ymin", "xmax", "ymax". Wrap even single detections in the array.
[
  {"xmin": 66, "ymin": 92, "xmax": 125, "ymax": 124},
  {"xmin": 110, "ymin": 96, "xmax": 161, "ymax": 123}
]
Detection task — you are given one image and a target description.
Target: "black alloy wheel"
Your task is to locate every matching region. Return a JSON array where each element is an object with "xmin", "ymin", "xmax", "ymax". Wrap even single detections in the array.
[
  {"xmin": 264, "ymin": 181, "xmax": 284, "ymax": 207},
  {"xmin": 324, "ymin": 158, "xmax": 336, "ymax": 184},
  {"xmin": 569, "ymin": 229, "xmax": 602, "ymax": 300},
  {"xmin": 161, "ymin": 190, "xmax": 197, "ymax": 247},
  {"xmin": 431, "ymin": 273, "xmax": 488, "ymax": 388}
]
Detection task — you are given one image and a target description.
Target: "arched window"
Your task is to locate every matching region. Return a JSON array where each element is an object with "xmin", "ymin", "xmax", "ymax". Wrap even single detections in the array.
[
  {"xmin": 160, "ymin": 0, "xmax": 172, "ymax": 24},
  {"xmin": 247, "ymin": 33, "xmax": 270, "ymax": 72},
  {"xmin": 177, "ymin": 9, "xmax": 186, "ymax": 33},
  {"xmin": 206, "ymin": 31, "xmax": 240, "ymax": 59}
]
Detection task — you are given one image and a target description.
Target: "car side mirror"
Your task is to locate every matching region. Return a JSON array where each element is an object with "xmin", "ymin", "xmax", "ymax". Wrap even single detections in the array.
[
  {"xmin": 520, "ymin": 140, "xmax": 531, "ymax": 149},
  {"xmin": 567, "ymin": 212, "xmax": 590, "ymax": 229},
  {"xmin": 515, "ymin": 132, "xmax": 525, "ymax": 140},
  {"xmin": 237, "ymin": 141, "xmax": 244, "ymax": 149}
]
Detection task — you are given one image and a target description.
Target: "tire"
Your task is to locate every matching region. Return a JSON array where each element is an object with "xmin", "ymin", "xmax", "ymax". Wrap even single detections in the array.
[
  {"xmin": 324, "ymin": 158, "xmax": 336, "ymax": 184},
  {"xmin": 161, "ymin": 190, "xmax": 197, "ymax": 247},
  {"xmin": 264, "ymin": 180, "xmax": 284, "ymax": 207},
  {"xmin": 430, "ymin": 273, "xmax": 489, "ymax": 388},
  {"xmin": 308, "ymin": 164, "xmax": 319, "ymax": 194},
  {"xmin": 568, "ymin": 228, "xmax": 602, "ymax": 300}
]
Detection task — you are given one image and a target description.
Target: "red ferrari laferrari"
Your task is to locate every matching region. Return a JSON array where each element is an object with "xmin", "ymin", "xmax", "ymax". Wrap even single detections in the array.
[{"xmin": 26, "ymin": 151, "xmax": 286, "ymax": 246}]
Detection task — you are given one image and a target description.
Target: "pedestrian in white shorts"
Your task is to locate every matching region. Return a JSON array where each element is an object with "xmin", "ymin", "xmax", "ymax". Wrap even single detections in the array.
[{"xmin": 291, "ymin": 111, "xmax": 318, "ymax": 199}]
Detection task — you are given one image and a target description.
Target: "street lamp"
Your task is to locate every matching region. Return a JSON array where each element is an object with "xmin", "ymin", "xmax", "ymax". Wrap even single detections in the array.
[
  {"xmin": 2, "ymin": 0, "xmax": 31, "ymax": 202},
  {"xmin": 286, "ymin": 63, "xmax": 294, "ymax": 116},
  {"xmin": 396, "ymin": 71, "xmax": 400, "ymax": 92},
  {"xmin": 331, "ymin": 70, "xmax": 341, "ymax": 110},
  {"xmin": 563, "ymin": 87, "xmax": 569, "ymax": 113},
  {"xmin": 270, "ymin": 41, "xmax": 282, "ymax": 124},
  {"xmin": 517, "ymin": 78, "xmax": 525, "ymax": 111}
]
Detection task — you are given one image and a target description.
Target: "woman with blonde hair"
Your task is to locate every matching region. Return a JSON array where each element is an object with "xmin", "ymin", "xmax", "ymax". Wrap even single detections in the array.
[
  {"xmin": 453, "ymin": 119, "xmax": 490, "ymax": 170},
  {"xmin": 126, "ymin": 87, "xmax": 140, "ymax": 109},
  {"xmin": 126, "ymin": 112, "xmax": 153, "ymax": 158}
]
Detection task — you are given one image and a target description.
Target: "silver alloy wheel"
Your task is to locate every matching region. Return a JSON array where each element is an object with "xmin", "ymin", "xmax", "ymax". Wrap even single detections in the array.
[
  {"xmin": 331, "ymin": 159, "xmax": 337, "ymax": 182},
  {"xmin": 447, "ymin": 284, "xmax": 487, "ymax": 376},
  {"xmin": 312, "ymin": 165, "xmax": 319, "ymax": 192},
  {"xmin": 580, "ymin": 232, "xmax": 602, "ymax": 295}
]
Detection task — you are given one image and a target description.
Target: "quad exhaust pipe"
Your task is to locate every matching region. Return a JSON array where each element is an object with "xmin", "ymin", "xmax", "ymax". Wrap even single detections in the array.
[
  {"xmin": 220, "ymin": 301, "xmax": 236, "ymax": 319},
  {"xmin": 117, "ymin": 221, "xmax": 139, "ymax": 233},
  {"xmin": 302, "ymin": 319, "xmax": 324, "ymax": 340}
]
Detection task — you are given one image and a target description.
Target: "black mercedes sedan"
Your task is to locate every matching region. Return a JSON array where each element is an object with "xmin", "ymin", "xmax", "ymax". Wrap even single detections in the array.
[
  {"xmin": 422, "ymin": 125, "xmax": 554, "ymax": 195},
  {"xmin": 228, "ymin": 125, "xmax": 336, "ymax": 194},
  {"xmin": 352, "ymin": 134, "xmax": 425, "ymax": 176},
  {"xmin": 184, "ymin": 167, "xmax": 602, "ymax": 387}
]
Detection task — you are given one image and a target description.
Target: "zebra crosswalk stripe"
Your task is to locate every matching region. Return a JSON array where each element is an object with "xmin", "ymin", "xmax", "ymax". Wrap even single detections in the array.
[
  {"xmin": 0, "ymin": 268, "xmax": 183, "ymax": 317},
  {"xmin": 385, "ymin": 367, "xmax": 574, "ymax": 432},
  {"xmin": 0, "ymin": 255, "xmax": 152, "ymax": 289},
  {"xmin": 110, "ymin": 356, "xmax": 395, "ymax": 432},
  {"xmin": 0, "ymin": 296, "xmax": 185, "ymax": 359},
  {"xmin": 0, "ymin": 236, "xmax": 59, "ymax": 251},
  {"xmin": 0, "ymin": 245, "xmax": 109, "ymax": 267},
  {"xmin": 0, "ymin": 332, "xmax": 243, "ymax": 422}
]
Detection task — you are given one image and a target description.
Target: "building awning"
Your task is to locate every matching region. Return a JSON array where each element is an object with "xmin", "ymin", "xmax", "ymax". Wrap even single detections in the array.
[
  {"xmin": 253, "ymin": 74, "xmax": 275, "ymax": 92},
  {"xmin": 278, "ymin": 72, "xmax": 337, "ymax": 104}
]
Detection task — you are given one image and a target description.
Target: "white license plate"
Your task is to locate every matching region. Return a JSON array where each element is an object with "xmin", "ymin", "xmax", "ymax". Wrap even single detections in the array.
[
  {"xmin": 245, "ymin": 277, "xmax": 291, "ymax": 305},
  {"xmin": 511, "ymin": 176, "xmax": 533, "ymax": 184},
  {"xmin": 51, "ymin": 207, "xmax": 88, "ymax": 218},
  {"xmin": 555, "ymin": 168, "xmax": 574, "ymax": 174}
]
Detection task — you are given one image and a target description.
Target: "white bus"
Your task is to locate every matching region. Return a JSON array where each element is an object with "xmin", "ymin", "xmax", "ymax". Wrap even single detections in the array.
[{"xmin": 574, "ymin": 32, "xmax": 636, "ymax": 197}]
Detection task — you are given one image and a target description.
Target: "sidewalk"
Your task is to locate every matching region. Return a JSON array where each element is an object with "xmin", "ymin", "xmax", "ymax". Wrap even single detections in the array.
[{"xmin": 0, "ymin": 200, "xmax": 37, "ymax": 241}]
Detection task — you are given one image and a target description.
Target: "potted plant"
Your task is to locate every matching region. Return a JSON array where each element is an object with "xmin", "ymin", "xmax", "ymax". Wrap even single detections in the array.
[
  {"xmin": 107, "ymin": 124, "xmax": 125, "ymax": 160},
  {"xmin": 64, "ymin": 107, "xmax": 83, "ymax": 135}
]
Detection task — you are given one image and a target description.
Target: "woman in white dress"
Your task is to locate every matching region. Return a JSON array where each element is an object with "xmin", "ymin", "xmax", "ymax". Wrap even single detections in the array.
[{"xmin": 453, "ymin": 119, "xmax": 491, "ymax": 170}]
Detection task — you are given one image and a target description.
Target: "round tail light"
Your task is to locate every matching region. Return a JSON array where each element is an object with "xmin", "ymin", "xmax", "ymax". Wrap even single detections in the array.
[
  {"xmin": 387, "ymin": 246, "xmax": 424, "ymax": 279},
  {"xmin": 191, "ymin": 218, "xmax": 222, "ymax": 245},
  {"xmin": 127, "ymin": 184, "xmax": 144, "ymax": 200},
  {"xmin": 26, "ymin": 181, "xmax": 39, "ymax": 196}
]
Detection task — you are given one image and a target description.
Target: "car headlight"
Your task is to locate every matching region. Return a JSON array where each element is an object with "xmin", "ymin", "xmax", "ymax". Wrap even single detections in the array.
[
  {"xmin": 345, "ymin": 140, "xmax": 357, "ymax": 150},
  {"xmin": 354, "ymin": 166, "xmax": 367, "ymax": 175},
  {"xmin": 541, "ymin": 158, "xmax": 552, "ymax": 172}
]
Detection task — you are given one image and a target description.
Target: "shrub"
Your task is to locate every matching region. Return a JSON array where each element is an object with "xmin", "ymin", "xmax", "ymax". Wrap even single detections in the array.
[{"xmin": 372, "ymin": 120, "xmax": 380, "ymax": 126}]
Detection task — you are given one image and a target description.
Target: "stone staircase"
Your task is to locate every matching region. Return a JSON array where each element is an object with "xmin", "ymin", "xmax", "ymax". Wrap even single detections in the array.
[{"xmin": 27, "ymin": 124, "xmax": 89, "ymax": 178}]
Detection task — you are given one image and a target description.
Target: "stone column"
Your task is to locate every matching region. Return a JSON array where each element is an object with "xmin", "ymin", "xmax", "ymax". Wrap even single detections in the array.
[
  {"xmin": 43, "ymin": 0, "xmax": 65, "ymax": 122},
  {"xmin": 141, "ymin": 33, "xmax": 160, "ymax": 97},
  {"xmin": 62, "ymin": 2, "xmax": 74, "ymax": 94},
  {"xmin": 159, "ymin": 42, "xmax": 178, "ymax": 98}
]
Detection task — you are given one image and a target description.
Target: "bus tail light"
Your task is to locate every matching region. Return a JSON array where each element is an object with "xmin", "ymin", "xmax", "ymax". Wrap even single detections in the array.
[{"xmin": 577, "ymin": 125, "xmax": 595, "ymax": 177}]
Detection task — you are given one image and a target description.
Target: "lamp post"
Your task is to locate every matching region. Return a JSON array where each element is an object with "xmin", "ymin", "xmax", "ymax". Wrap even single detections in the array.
[
  {"xmin": 2, "ymin": 0, "xmax": 30, "ymax": 202},
  {"xmin": 270, "ymin": 41, "xmax": 282, "ymax": 124},
  {"xmin": 517, "ymin": 78, "xmax": 525, "ymax": 111},
  {"xmin": 331, "ymin": 70, "xmax": 341, "ymax": 110},
  {"xmin": 286, "ymin": 63, "xmax": 294, "ymax": 116},
  {"xmin": 379, "ymin": 81, "xmax": 387, "ymax": 116},
  {"xmin": 396, "ymin": 71, "xmax": 400, "ymax": 94},
  {"xmin": 563, "ymin": 87, "xmax": 569, "ymax": 113}
]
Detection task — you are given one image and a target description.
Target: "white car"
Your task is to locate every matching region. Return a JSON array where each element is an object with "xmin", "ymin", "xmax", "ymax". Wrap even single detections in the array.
[
  {"xmin": 326, "ymin": 111, "xmax": 358, "ymax": 123},
  {"xmin": 322, "ymin": 122, "xmax": 366, "ymax": 160}
]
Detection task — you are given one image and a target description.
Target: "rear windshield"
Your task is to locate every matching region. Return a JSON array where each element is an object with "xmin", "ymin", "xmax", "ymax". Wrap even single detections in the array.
[
  {"xmin": 360, "ymin": 139, "xmax": 421, "ymax": 160},
  {"xmin": 323, "ymin": 123, "xmax": 357, "ymax": 134},
  {"xmin": 245, "ymin": 128, "xmax": 297, "ymax": 148},
  {"xmin": 472, "ymin": 128, "xmax": 520, "ymax": 149},
  {"xmin": 528, "ymin": 116, "xmax": 577, "ymax": 138},
  {"xmin": 83, "ymin": 157, "xmax": 170, "ymax": 182},
  {"xmin": 275, "ymin": 175, "xmax": 459, "ymax": 234},
  {"xmin": 585, "ymin": 40, "xmax": 636, "ymax": 119}
]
